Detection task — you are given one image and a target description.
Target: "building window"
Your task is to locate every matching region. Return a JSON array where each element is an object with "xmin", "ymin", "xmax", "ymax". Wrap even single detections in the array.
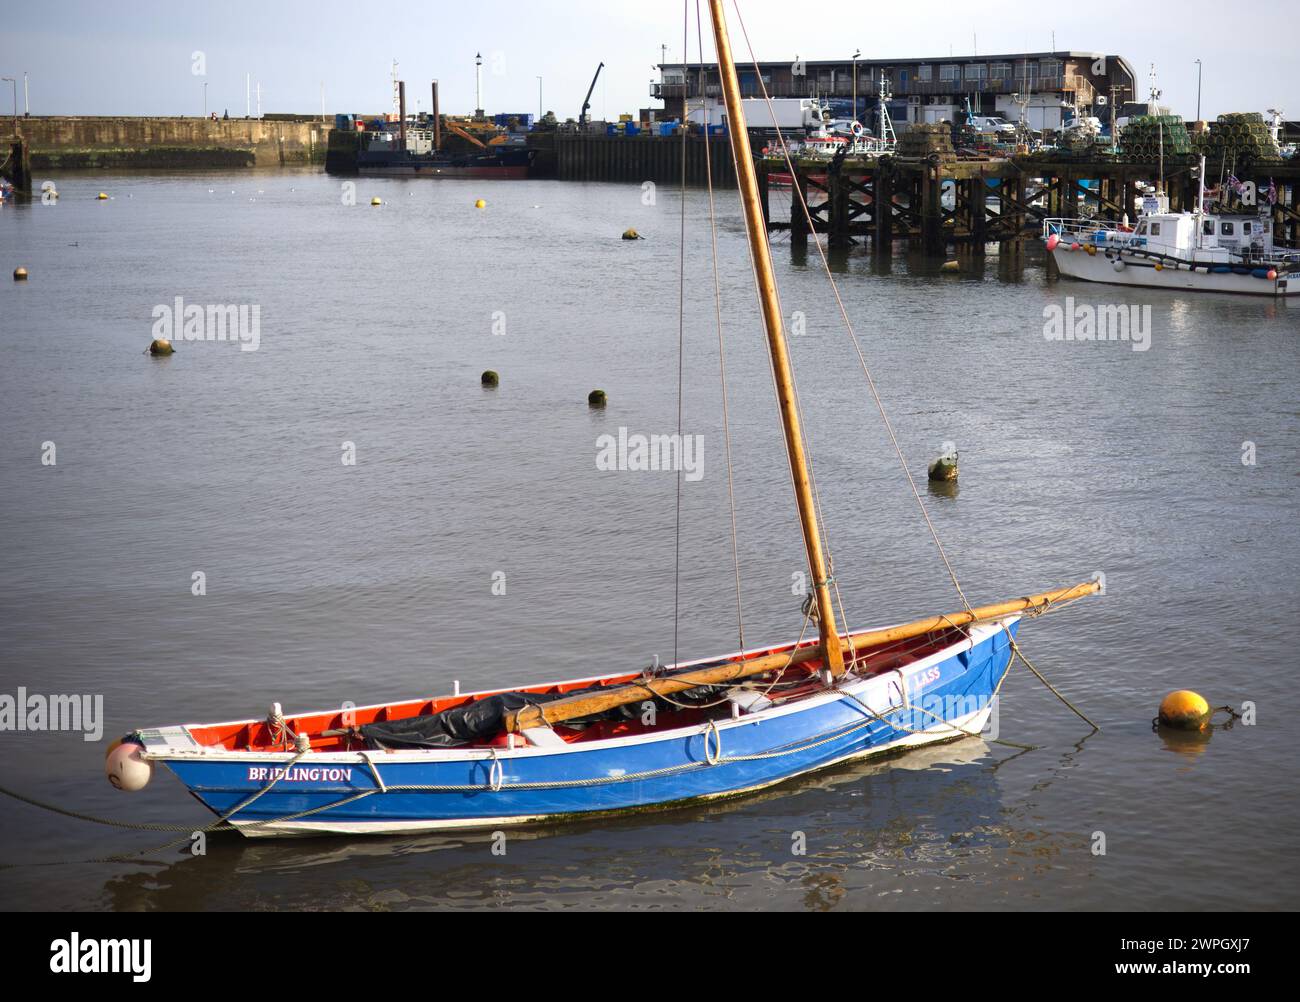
[
  {"xmin": 989, "ymin": 62, "xmax": 1012, "ymax": 82},
  {"xmin": 1040, "ymin": 58, "xmax": 1063, "ymax": 82},
  {"xmin": 965, "ymin": 64, "xmax": 986, "ymax": 82},
  {"xmin": 939, "ymin": 64, "xmax": 959, "ymax": 82},
  {"xmin": 1017, "ymin": 60, "xmax": 1040, "ymax": 86},
  {"xmin": 917, "ymin": 64, "xmax": 932, "ymax": 81}
]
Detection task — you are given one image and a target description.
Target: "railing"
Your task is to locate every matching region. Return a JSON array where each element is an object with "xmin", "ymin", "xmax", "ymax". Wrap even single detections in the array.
[
  {"xmin": 655, "ymin": 71, "xmax": 1100, "ymax": 102},
  {"xmin": 1062, "ymin": 74, "xmax": 1096, "ymax": 103},
  {"xmin": 1043, "ymin": 217, "xmax": 1300, "ymax": 266},
  {"xmin": 1043, "ymin": 218, "xmax": 1132, "ymax": 242},
  {"xmin": 650, "ymin": 82, "xmax": 689, "ymax": 99}
]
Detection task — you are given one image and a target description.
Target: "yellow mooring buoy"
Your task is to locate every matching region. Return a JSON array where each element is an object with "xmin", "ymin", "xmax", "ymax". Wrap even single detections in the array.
[
  {"xmin": 13, "ymin": 267, "xmax": 28, "ymax": 281},
  {"xmin": 371, "ymin": 197, "xmax": 383, "ymax": 206},
  {"xmin": 475, "ymin": 199, "xmax": 487, "ymax": 209},
  {"xmin": 622, "ymin": 228, "xmax": 642, "ymax": 240},
  {"xmin": 149, "ymin": 338, "xmax": 175, "ymax": 357},
  {"xmin": 97, "ymin": 192, "xmax": 109, "ymax": 200},
  {"xmin": 1158, "ymin": 690, "xmax": 1211, "ymax": 730}
]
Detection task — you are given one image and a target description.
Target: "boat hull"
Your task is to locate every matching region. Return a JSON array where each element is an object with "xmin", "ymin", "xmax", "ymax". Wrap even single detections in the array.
[
  {"xmin": 152, "ymin": 619, "xmax": 1019, "ymax": 838},
  {"xmin": 1050, "ymin": 245, "xmax": 1297, "ymax": 297}
]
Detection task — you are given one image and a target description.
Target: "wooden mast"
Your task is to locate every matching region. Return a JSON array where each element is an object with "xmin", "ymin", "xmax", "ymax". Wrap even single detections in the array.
[{"xmin": 705, "ymin": 0, "xmax": 845, "ymax": 678}]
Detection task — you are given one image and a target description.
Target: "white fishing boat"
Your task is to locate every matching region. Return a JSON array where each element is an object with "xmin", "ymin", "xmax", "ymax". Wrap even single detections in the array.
[{"xmin": 1044, "ymin": 157, "xmax": 1299, "ymax": 296}]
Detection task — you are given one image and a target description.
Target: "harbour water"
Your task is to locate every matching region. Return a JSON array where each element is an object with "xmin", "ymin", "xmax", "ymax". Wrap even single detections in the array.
[{"xmin": 0, "ymin": 169, "xmax": 1297, "ymax": 910}]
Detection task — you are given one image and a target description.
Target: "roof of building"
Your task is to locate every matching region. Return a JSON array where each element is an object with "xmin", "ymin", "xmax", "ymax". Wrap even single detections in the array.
[{"xmin": 659, "ymin": 52, "xmax": 1117, "ymax": 69}]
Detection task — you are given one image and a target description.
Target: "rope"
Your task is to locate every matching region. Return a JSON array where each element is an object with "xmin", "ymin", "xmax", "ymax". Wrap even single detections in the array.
[
  {"xmin": 1007, "ymin": 635, "xmax": 1100, "ymax": 731},
  {"xmin": 0, "ymin": 749, "xmax": 313, "ymax": 869},
  {"xmin": 1150, "ymin": 705, "xmax": 1242, "ymax": 731},
  {"xmin": 0, "ymin": 783, "xmax": 232, "ymax": 833}
]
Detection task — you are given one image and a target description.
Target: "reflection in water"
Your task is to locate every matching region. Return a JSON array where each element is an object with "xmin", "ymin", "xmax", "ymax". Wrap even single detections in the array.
[
  {"xmin": 927, "ymin": 479, "xmax": 960, "ymax": 501},
  {"xmin": 997, "ymin": 248, "xmax": 1027, "ymax": 284},
  {"xmin": 825, "ymin": 246, "xmax": 851, "ymax": 274},
  {"xmin": 1156, "ymin": 724, "xmax": 1213, "ymax": 760}
]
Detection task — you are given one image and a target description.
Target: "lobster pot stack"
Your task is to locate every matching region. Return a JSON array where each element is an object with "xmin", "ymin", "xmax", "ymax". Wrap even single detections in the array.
[
  {"xmin": 896, "ymin": 123, "xmax": 955, "ymax": 162},
  {"xmin": 1193, "ymin": 113, "xmax": 1284, "ymax": 168},
  {"xmin": 1119, "ymin": 115, "xmax": 1193, "ymax": 162}
]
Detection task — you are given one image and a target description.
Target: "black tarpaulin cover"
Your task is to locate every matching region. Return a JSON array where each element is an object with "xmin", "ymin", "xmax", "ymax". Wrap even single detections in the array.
[
  {"xmin": 360, "ymin": 692, "xmax": 569, "ymax": 750},
  {"xmin": 358, "ymin": 681, "xmax": 733, "ymax": 750}
]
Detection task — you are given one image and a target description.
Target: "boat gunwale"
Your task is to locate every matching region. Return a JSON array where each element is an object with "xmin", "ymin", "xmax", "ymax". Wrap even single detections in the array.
[{"xmin": 142, "ymin": 618, "xmax": 1017, "ymax": 766}]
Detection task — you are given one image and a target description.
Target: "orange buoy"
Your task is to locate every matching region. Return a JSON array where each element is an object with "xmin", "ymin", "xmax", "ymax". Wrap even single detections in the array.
[{"xmin": 1158, "ymin": 690, "xmax": 1210, "ymax": 730}]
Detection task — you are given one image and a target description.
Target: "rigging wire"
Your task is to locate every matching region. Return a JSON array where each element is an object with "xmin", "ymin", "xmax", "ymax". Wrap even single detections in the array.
[
  {"xmin": 729, "ymin": 0, "xmax": 974, "ymax": 615},
  {"xmin": 695, "ymin": 0, "xmax": 746, "ymax": 653},
  {"xmin": 672, "ymin": 0, "xmax": 690, "ymax": 669}
]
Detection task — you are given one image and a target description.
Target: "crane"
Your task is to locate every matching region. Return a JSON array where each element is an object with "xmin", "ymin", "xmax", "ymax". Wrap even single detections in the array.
[{"xmin": 579, "ymin": 62, "xmax": 605, "ymax": 126}]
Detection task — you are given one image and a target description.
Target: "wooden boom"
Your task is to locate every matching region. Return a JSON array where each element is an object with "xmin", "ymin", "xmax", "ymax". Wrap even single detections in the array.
[{"xmin": 505, "ymin": 579, "xmax": 1101, "ymax": 732}]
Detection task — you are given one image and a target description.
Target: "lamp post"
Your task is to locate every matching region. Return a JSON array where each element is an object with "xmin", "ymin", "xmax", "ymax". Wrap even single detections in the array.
[
  {"xmin": 1194, "ymin": 59, "xmax": 1202, "ymax": 121},
  {"xmin": 537, "ymin": 76, "xmax": 543, "ymax": 121},
  {"xmin": 204, "ymin": 81, "xmax": 208, "ymax": 119},
  {"xmin": 851, "ymin": 49, "xmax": 861, "ymax": 124},
  {"xmin": 475, "ymin": 52, "xmax": 484, "ymax": 119}
]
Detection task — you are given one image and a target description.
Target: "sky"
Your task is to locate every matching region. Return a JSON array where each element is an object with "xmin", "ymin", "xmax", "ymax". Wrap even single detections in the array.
[{"xmin": 1, "ymin": 0, "xmax": 1293, "ymax": 122}]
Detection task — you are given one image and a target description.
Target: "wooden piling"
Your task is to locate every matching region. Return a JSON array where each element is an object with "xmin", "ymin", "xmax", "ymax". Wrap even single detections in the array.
[{"xmin": 4, "ymin": 138, "xmax": 31, "ymax": 192}]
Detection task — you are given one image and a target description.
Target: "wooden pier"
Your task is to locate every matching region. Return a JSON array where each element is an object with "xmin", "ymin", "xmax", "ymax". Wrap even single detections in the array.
[
  {"xmin": 3, "ymin": 137, "xmax": 32, "ymax": 192},
  {"xmin": 540, "ymin": 133, "xmax": 737, "ymax": 186},
  {"xmin": 758, "ymin": 152, "xmax": 1300, "ymax": 255}
]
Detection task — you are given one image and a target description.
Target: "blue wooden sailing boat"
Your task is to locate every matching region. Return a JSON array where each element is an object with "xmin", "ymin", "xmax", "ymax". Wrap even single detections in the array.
[{"xmin": 104, "ymin": 0, "xmax": 1099, "ymax": 837}]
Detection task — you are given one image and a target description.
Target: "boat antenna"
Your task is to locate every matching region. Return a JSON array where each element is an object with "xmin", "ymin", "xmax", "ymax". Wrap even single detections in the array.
[
  {"xmin": 704, "ymin": 0, "xmax": 846, "ymax": 677},
  {"xmin": 877, "ymin": 70, "xmax": 895, "ymax": 143},
  {"xmin": 1149, "ymin": 63, "xmax": 1164, "ymax": 193},
  {"xmin": 1196, "ymin": 153, "xmax": 1206, "ymax": 249}
]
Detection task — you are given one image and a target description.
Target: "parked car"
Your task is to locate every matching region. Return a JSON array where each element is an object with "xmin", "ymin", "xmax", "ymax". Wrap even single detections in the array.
[{"xmin": 971, "ymin": 116, "xmax": 1016, "ymax": 135}]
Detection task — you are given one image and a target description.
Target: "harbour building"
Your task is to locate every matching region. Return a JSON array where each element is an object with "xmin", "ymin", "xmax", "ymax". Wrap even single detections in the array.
[{"xmin": 652, "ymin": 52, "xmax": 1138, "ymax": 133}]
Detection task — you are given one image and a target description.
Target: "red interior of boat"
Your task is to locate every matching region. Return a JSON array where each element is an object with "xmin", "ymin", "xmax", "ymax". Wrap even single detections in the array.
[{"xmin": 187, "ymin": 628, "xmax": 963, "ymax": 753}]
